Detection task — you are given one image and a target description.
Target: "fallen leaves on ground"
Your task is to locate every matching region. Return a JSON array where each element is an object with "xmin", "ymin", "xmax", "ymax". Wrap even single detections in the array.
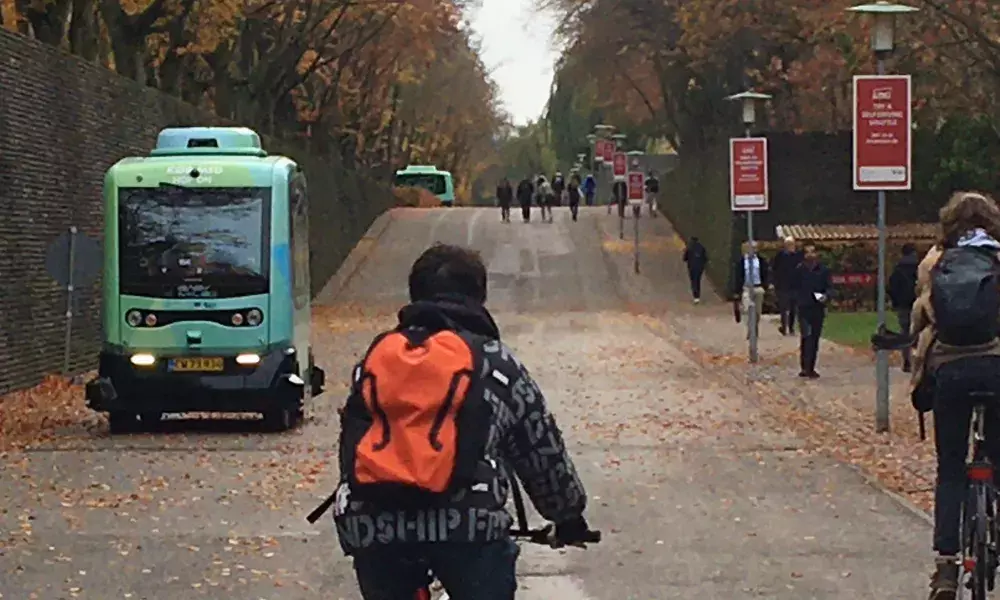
[
  {"xmin": 0, "ymin": 375, "xmax": 96, "ymax": 451},
  {"xmin": 675, "ymin": 325, "xmax": 936, "ymax": 514}
]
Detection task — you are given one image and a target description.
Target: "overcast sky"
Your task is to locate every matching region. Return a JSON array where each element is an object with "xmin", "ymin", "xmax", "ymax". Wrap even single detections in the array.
[{"xmin": 469, "ymin": 0, "xmax": 560, "ymax": 125}]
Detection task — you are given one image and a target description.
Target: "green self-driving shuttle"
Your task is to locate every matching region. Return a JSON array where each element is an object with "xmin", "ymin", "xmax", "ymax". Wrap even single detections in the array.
[{"xmin": 85, "ymin": 127, "xmax": 324, "ymax": 432}]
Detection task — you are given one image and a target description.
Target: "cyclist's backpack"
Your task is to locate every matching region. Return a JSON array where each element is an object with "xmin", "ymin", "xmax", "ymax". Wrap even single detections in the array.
[
  {"xmin": 339, "ymin": 326, "xmax": 492, "ymax": 504},
  {"xmin": 930, "ymin": 246, "xmax": 1000, "ymax": 346}
]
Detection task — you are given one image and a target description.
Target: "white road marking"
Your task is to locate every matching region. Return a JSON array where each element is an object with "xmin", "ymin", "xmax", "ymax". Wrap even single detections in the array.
[{"xmin": 467, "ymin": 207, "xmax": 484, "ymax": 247}]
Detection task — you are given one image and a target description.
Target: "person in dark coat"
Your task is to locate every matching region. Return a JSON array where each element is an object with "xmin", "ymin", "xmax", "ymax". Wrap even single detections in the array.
[
  {"xmin": 793, "ymin": 244, "xmax": 832, "ymax": 379},
  {"xmin": 567, "ymin": 173, "xmax": 582, "ymax": 222},
  {"xmin": 772, "ymin": 236, "xmax": 805, "ymax": 336},
  {"xmin": 644, "ymin": 171, "xmax": 659, "ymax": 217},
  {"xmin": 515, "ymin": 177, "xmax": 534, "ymax": 222},
  {"xmin": 682, "ymin": 236, "xmax": 709, "ymax": 303},
  {"xmin": 888, "ymin": 242, "xmax": 919, "ymax": 372},
  {"xmin": 551, "ymin": 172, "xmax": 565, "ymax": 206},
  {"xmin": 496, "ymin": 177, "xmax": 513, "ymax": 223}
]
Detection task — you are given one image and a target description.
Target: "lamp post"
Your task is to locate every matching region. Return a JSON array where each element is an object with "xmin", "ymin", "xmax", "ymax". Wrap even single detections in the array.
[
  {"xmin": 725, "ymin": 90, "xmax": 772, "ymax": 364},
  {"xmin": 847, "ymin": 0, "xmax": 918, "ymax": 433}
]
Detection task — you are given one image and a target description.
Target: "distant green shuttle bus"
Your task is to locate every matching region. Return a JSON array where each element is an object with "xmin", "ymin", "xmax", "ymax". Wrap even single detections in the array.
[
  {"xmin": 85, "ymin": 127, "xmax": 324, "ymax": 432},
  {"xmin": 394, "ymin": 165, "xmax": 455, "ymax": 206}
]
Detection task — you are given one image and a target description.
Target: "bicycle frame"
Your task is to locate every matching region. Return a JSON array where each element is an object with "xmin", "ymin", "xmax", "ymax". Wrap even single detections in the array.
[
  {"xmin": 413, "ymin": 470, "xmax": 600, "ymax": 599},
  {"xmin": 961, "ymin": 401, "xmax": 999, "ymax": 600}
]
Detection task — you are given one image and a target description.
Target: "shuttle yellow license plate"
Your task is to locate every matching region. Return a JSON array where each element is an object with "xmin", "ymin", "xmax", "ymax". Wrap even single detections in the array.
[{"xmin": 169, "ymin": 357, "xmax": 224, "ymax": 372}]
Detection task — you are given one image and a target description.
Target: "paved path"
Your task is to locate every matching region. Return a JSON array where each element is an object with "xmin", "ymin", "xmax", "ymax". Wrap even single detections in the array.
[{"xmin": 1, "ymin": 206, "xmax": 930, "ymax": 599}]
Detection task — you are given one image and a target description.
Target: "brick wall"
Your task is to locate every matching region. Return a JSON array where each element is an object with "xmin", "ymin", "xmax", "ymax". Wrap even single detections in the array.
[{"xmin": 0, "ymin": 29, "xmax": 394, "ymax": 393}]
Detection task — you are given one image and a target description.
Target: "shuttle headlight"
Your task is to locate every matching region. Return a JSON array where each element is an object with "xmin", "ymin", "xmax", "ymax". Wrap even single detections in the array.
[
  {"xmin": 126, "ymin": 310, "xmax": 142, "ymax": 327},
  {"xmin": 144, "ymin": 313, "xmax": 158, "ymax": 327},
  {"xmin": 130, "ymin": 353, "xmax": 156, "ymax": 366},
  {"xmin": 236, "ymin": 353, "xmax": 261, "ymax": 365},
  {"xmin": 246, "ymin": 309, "xmax": 263, "ymax": 327},
  {"xmin": 231, "ymin": 312, "xmax": 244, "ymax": 326}
]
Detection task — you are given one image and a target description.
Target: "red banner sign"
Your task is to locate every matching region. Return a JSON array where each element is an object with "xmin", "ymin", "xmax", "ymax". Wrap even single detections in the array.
[
  {"xmin": 593, "ymin": 139, "xmax": 605, "ymax": 162},
  {"xmin": 831, "ymin": 273, "xmax": 876, "ymax": 286},
  {"xmin": 627, "ymin": 172, "xmax": 644, "ymax": 202},
  {"xmin": 853, "ymin": 75, "xmax": 912, "ymax": 191},
  {"xmin": 729, "ymin": 137, "xmax": 768, "ymax": 212},
  {"xmin": 612, "ymin": 152, "xmax": 626, "ymax": 179},
  {"xmin": 602, "ymin": 140, "xmax": 615, "ymax": 162}
]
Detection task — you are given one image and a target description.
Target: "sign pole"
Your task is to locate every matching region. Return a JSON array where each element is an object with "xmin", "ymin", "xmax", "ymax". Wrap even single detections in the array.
[
  {"xmin": 634, "ymin": 204, "xmax": 640, "ymax": 273},
  {"xmin": 619, "ymin": 187, "xmax": 625, "ymax": 240},
  {"xmin": 853, "ymin": 71, "xmax": 910, "ymax": 432},
  {"xmin": 627, "ymin": 170, "xmax": 645, "ymax": 272},
  {"xmin": 744, "ymin": 126, "xmax": 759, "ymax": 364},
  {"xmin": 874, "ymin": 57, "xmax": 890, "ymax": 432},
  {"xmin": 729, "ymin": 133, "xmax": 769, "ymax": 364}
]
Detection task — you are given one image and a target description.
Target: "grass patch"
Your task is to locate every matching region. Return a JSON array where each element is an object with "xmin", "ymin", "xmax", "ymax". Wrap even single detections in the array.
[{"xmin": 822, "ymin": 311, "xmax": 880, "ymax": 348}]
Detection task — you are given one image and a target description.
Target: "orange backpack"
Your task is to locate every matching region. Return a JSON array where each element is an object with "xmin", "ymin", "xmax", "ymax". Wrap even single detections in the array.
[{"xmin": 340, "ymin": 327, "xmax": 492, "ymax": 503}]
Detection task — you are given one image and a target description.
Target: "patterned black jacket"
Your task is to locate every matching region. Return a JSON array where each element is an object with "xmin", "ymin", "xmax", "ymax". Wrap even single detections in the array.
[{"xmin": 332, "ymin": 298, "xmax": 587, "ymax": 554}]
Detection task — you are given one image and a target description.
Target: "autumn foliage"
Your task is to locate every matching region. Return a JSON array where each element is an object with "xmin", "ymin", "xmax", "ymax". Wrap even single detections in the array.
[
  {"xmin": 1, "ymin": 0, "xmax": 502, "ymax": 203},
  {"xmin": 544, "ymin": 0, "xmax": 1000, "ymax": 154}
]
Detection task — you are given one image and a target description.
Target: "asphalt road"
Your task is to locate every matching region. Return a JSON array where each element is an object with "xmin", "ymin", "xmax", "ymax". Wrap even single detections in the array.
[{"xmin": 1, "ymin": 206, "xmax": 930, "ymax": 599}]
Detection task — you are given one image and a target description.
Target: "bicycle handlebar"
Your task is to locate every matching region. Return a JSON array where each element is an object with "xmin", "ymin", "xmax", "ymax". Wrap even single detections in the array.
[{"xmin": 509, "ymin": 526, "xmax": 602, "ymax": 546}]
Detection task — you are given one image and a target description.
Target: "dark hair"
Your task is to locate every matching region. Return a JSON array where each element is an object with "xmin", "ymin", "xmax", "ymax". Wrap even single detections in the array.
[
  {"xmin": 408, "ymin": 243, "xmax": 487, "ymax": 303},
  {"xmin": 902, "ymin": 242, "xmax": 916, "ymax": 255},
  {"xmin": 690, "ymin": 236, "xmax": 699, "ymax": 243}
]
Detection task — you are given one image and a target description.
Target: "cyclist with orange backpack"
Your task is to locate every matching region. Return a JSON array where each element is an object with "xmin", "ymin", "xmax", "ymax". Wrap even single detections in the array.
[{"xmin": 314, "ymin": 243, "xmax": 593, "ymax": 599}]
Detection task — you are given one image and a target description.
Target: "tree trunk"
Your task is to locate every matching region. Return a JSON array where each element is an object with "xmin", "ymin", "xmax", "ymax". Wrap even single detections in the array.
[
  {"xmin": 68, "ymin": 0, "xmax": 99, "ymax": 61},
  {"xmin": 17, "ymin": 0, "xmax": 72, "ymax": 46}
]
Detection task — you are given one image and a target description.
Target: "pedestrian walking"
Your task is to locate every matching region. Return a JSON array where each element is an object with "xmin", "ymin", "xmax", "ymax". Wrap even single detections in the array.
[
  {"xmin": 682, "ymin": 236, "xmax": 708, "ymax": 303},
  {"xmin": 567, "ymin": 173, "xmax": 582, "ymax": 222},
  {"xmin": 583, "ymin": 174, "xmax": 596, "ymax": 206},
  {"xmin": 772, "ymin": 236, "xmax": 804, "ymax": 336},
  {"xmin": 552, "ymin": 172, "xmax": 565, "ymax": 208},
  {"xmin": 644, "ymin": 171, "xmax": 659, "ymax": 218},
  {"xmin": 516, "ymin": 176, "xmax": 533, "ymax": 223},
  {"xmin": 793, "ymin": 244, "xmax": 831, "ymax": 379},
  {"xmin": 496, "ymin": 176, "xmax": 513, "ymax": 223},
  {"xmin": 611, "ymin": 180, "xmax": 627, "ymax": 218},
  {"xmin": 536, "ymin": 176, "xmax": 554, "ymax": 223},
  {"xmin": 732, "ymin": 241, "xmax": 769, "ymax": 340},
  {"xmin": 888, "ymin": 242, "xmax": 919, "ymax": 372}
]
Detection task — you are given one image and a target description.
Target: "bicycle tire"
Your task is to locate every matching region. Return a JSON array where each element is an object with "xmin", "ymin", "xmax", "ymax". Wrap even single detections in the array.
[
  {"xmin": 987, "ymin": 485, "xmax": 999, "ymax": 592},
  {"xmin": 973, "ymin": 483, "xmax": 989, "ymax": 600}
]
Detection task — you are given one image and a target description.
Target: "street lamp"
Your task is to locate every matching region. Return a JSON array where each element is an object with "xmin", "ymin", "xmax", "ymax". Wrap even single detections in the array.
[
  {"xmin": 725, "ymin": 90, "xmax": 772, "ymax": 364},
  {"xmin": 847, "ymin": 0, "xmax": 918, "ymax": 433},
  {"xmin": 848, "ymin": 1, "xmax": 919, "ymax": 60}
]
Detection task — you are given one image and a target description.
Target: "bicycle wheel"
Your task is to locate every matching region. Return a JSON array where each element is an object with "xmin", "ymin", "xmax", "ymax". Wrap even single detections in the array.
[
  {"xmin": 987, "ymin": 485, "xmax": 999, "ymax": 592},
  {"xmin": 972, "ymin": 483, "xmax": 989, "ymax": 600}
]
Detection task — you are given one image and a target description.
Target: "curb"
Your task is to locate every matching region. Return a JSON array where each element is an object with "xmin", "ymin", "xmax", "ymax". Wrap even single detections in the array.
[
  {"xmin": 316, "ymin": 209, "xmax": 395, "ymax": 304},
  {"xmin": 845, "ymin": 462, "xmax": 933, "ymax": 525}
]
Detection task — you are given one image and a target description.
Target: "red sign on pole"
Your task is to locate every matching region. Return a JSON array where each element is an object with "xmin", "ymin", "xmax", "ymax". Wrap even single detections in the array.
[
  {"xmin": 602, "ymin": 140, "xmax": 615, "ymax": 162},
  {"xmin": 594, "ymin": 139, "xmax": 606, "ymax": 163},
  {"xmin": 612, "ymin": 152, "xmax": 627, "ymax": 180},
  {"xmin": 627, "ymin": 172, "xmax": 644, "ymax": 203},
  {"xmin": 729, "ymin": 137, "xmax": 768, "ymax": 211},
  {"xmin": 853, "ymin": 75, "xmax": 912, "ymax": 191}
]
